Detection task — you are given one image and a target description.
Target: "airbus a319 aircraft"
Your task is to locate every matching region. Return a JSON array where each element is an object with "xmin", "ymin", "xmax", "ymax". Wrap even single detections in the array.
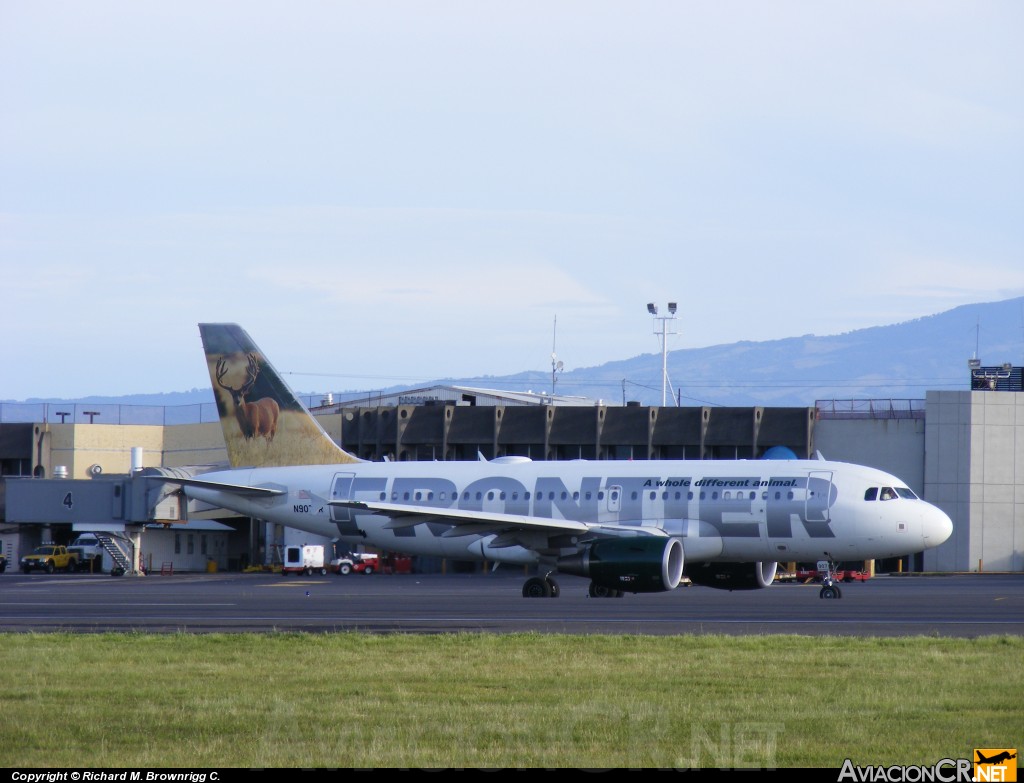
[{"xmin": 176, "ymin": 323, "xmax": 953, "ymax": 599}]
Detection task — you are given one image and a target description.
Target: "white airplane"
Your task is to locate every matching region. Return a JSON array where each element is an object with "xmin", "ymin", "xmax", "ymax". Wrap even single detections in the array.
[{"xmin": 176, "ymin": 323, "xmax": 953, "ymax": 599}]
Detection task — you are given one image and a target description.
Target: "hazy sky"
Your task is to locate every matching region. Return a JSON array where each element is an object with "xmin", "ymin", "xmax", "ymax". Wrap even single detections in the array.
[{"xmin": 2, "ymin": 1, "xmax": 1022, "ymax": 401}]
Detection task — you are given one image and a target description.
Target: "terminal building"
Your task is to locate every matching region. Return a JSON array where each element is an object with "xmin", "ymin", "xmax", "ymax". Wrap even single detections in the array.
[{"xmin": 0, "ymin": 364, "xmax": 1021, "ymax": 575}]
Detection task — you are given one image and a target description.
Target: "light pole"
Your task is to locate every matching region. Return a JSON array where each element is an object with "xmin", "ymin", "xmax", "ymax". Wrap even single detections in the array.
[{"xmin": 647, "ymin": 302, "xmax": 677, "ymax": 406}]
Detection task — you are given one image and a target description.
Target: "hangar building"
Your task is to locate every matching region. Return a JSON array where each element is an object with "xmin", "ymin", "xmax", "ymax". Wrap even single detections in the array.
[{"xmin": 0, "ymin": 371, "xmax": 1021, "ymax": 574}]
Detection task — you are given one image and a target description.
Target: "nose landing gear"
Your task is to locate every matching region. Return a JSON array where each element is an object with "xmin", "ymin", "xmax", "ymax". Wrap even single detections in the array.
[{"xmin": 817, "ymin": 557, "xmax": 842, "ymax": 599}]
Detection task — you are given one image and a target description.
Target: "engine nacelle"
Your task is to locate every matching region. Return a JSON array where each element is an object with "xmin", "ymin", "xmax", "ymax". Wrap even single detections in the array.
[
  {"xmin": 557, "ymin": 537, "xmax": 684, "ymax": 593},
  {"xmin": 685, "ymin": 561, "xmax": 778, "ymax": 591}
]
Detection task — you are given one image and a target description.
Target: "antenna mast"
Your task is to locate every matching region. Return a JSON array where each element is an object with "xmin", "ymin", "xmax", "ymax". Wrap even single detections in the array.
[{"xmin": 551, "ymin": 315, "xmax": 563, "ymax": 397}]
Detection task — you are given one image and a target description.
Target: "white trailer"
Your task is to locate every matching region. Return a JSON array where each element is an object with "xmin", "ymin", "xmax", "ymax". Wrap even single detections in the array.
[{"xmin": 281, "ymin": 545, "xmax": 327, "ymax": 575}]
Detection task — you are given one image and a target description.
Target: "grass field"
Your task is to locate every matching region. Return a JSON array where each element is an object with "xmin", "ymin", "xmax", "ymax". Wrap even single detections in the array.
[{"xmin": 0, "ymin": 632, "xmax": 1019, "ymax": 769}]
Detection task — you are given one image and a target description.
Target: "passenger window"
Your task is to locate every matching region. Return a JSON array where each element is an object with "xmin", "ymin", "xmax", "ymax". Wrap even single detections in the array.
[{"xmin": 865, "ymin": 487, "xmax": 878, "ymax": 501}]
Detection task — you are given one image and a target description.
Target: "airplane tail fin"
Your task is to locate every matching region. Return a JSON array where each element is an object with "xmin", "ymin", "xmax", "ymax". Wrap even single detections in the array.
[{"xmin": 198, "ymin": 323, "xmax": 362, "ymax": 468}]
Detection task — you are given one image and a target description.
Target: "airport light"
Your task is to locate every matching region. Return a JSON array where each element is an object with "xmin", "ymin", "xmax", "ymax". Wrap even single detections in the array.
[{"xmin": 647, "ymin": 302, "xmax": 678, "ymax": 406}]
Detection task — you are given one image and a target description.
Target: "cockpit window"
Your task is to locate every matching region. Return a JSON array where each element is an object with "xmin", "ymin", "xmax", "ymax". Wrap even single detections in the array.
[
  {"xmin": 880, "ymin": 487, "xmax": 896, "ymax": 501},
  {"xmin": 864, "ymin": 487, "xmax": 878, "ymax": 501},
  {"xmin": 895, "ymin": 487, "xmax": 918, "ymax": 500}
]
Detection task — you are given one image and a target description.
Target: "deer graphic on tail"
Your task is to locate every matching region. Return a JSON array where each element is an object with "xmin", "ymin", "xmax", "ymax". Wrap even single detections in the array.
[{"xmin": 215, "ymin": 353, "xmax": 281, "ymax": 443}]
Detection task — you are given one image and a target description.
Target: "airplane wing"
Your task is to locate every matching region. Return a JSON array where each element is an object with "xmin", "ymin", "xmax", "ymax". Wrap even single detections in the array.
[
  {"xmin": 329, "ymin": 499, "xmax": 669, "ymax": 539},
  {"xmin": 144, "ymin": 475, "xmax": 286, "ymax": 498}
]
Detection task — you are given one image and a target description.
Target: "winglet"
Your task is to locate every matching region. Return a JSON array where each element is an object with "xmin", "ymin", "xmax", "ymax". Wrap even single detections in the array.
[{"xmin": 199, "ymin": 323, "xmax": 362, "ymax": 468}]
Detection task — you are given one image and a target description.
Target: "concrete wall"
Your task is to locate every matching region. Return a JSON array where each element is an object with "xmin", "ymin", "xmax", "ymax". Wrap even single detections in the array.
[
  {"xmin": 48, "ymin": 424, "xmax": 166, "ymax": 478},
  {"xmin": 925, "ymin": 390, "xmax": 1024, "ymax": 572},
  {"xmin": 162, "ymin": 422, "xmax": 226, "ymax": 467},
  {"xmin": 142, "ymin": 527, "xmax": 230, "ymax": 573},
  {"xmin": 814, "ymin": 417, "xmax": 927, "ymax": 493}
]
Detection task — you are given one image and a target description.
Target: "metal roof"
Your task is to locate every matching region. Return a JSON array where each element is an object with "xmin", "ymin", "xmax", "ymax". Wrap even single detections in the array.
[{"xmin": 313, "ymin": 384, "xmax": 596, "ymax": 411}]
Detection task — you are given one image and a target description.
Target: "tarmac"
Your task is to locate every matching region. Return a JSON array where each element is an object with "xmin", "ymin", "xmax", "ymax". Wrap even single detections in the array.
[{"xmin": 1, "ymin": 569, "xmax": 1021, "ymax": 637}]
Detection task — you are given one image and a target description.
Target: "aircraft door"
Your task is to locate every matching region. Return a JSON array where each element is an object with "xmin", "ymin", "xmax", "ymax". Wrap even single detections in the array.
[
  {"xmin": 806, "ymin": 471, "xmax": 834, "ymax": 523},
  {"xmin": 330, "ymin": 472, "xmax": 360, "ymax": 536},
  {"xmin": 606, "ymin": 485, "xmax": 622, "ymax": 514}
]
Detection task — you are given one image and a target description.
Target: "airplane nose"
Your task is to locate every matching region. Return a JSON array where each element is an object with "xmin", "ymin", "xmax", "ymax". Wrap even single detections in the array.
[{"xmin": 922, "ymin": 504, "xmax": 953, "ymax": 547}]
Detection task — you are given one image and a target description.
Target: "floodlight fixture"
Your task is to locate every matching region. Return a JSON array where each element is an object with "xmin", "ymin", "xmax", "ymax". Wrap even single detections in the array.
[{"xmin": 645, "ymin": 302, "xmax": 679, "ymax": 407}]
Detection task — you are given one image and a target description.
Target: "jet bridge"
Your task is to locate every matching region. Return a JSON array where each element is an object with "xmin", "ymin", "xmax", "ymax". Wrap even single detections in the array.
[{"xmin": 3, "ymin": 465, "xmax": 224, "ymax": 575}]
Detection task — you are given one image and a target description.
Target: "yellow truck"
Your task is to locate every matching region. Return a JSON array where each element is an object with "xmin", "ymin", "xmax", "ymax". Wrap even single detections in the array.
[{"xmin": 19, "ymin": 545, "xmax": 78, "ymax": 574}]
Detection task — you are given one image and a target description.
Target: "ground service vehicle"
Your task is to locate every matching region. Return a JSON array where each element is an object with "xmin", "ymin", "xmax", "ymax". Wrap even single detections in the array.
[
  {"xmin": 331, "ymin": 552, "xmax": 379, "ymax": 575},
  {"xmin": 67, "ymin": 535, "xmax": 106, "ymax": 573},
  {"xmin": 795, "ymin": 564, "xmax": 871, "ymax": 583},
  {"xmin": 20, "ymin": 545, "xmax": 77, "ymax": 574},
  {"xmin": 282, "ymin": 545, "xmax": 328, "ymax": 575}
]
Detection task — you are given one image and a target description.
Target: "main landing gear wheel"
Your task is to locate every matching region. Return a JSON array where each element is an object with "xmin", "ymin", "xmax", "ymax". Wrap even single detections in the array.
[
  {"xmin": 588, "ymin": 582, "xmax": 624, "ymax": 598},
  {"xmin": 522, "ymin": 576, "xmax": 551, "ymax": 598},
  {"xmin": 522, "ymin": 573, "xmax": 560, "ymax": 598}
]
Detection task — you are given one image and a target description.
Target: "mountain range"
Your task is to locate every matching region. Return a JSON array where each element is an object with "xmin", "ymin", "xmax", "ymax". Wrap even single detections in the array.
[{"xmin": 10, "ymin": 297, "xmax": 1024, "ymax": 409}]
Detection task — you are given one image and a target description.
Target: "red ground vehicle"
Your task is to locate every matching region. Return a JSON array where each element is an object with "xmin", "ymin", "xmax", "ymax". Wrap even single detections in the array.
[
  {"xmin": 331, "ymin": 552, "xmax": 379, "ymax": 575},
  {"xmin": 795, "ymin": 565, "xmax": 871, "ymax": 583}
]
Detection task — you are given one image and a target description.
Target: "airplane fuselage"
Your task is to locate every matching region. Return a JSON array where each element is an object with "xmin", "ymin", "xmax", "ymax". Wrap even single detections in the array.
[{"xmin": 185, "ymin": 456, "xmax": 952, "ymax": 568}]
